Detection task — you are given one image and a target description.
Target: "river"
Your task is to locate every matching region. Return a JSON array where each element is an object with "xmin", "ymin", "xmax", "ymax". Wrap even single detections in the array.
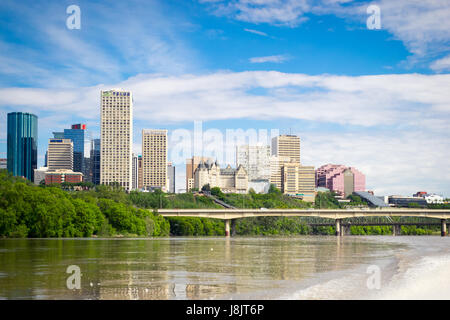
[{"xmin": 0, "ymin": 236, "xmax": 449, "ymax": 299}]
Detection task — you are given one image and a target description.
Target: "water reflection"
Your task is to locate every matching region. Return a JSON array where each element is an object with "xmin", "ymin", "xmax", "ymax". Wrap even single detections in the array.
[{"xmin": 0, "ymin": 237, "xmax": 403, "ymax": 299}]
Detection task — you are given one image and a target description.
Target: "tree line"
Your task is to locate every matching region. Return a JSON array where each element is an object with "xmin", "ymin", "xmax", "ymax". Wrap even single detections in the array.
[{"xmin": 0, "ymin": 169, "xmax": 446, "ymax": 237}]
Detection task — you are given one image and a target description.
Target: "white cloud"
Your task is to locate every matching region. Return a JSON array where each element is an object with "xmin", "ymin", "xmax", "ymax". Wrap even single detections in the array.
[
  {"xmin": 208, "ymin": 0, "xmax": 311, "ymax": 26},
  {"xmin": 244, "ymin": 28, "xmax": 269, "ymax": 37},
  {"xmin": 0, "ymin": 0, "xmax": 200, "ymax": 87},
  {"xmin": 301, "ymin": 131, "xmax": 450, "ymax": 196},
  {"xmin": 375, "ymin": 0, "xmax": 450, "ymax": 57},
  {"xmin": 249, "ymin": 54, "xmax": 290, "ymax": 63},
  {"xmin": 1, "ymin": 70, "xmax": 449, "ymax": 195},
  {"xmin": 1, "ymin": 71, "xmax": 449, "ymax": 127},
  {"xmin": 430, "ymin": 55, "xmax": 450, "ymax": 72}
]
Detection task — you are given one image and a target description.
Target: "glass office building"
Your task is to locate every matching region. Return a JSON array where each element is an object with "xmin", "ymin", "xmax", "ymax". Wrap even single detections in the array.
[
  {"xmin": 90, "ymin": 138, "xmax": 101, "ymax": 185},
  {"xmin": 7, "ymin": 112, "xmax": 38, "ymax": 181},
  {"xmin": 63, "ymin": 124, "xmax": 86, "ymax": 173}
]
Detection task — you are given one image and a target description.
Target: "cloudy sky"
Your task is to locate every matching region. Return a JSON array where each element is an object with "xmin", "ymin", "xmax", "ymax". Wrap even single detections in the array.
[{"xmin": 0, "ymin": 0, "xmax": 449, "ymax": 196}]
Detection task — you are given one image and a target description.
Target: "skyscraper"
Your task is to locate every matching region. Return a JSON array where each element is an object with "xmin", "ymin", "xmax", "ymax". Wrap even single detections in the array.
[
  {"xmin": 236, "ymin": 145, "xmax": 271, "ymax": 181},
  {"xmin": 132, "ymin": 153, "xmax": 138, "ymax": 190},
  {"xmin": 271, "ymin": 134, "xmax": 301, "ymax": 164},
  {"xmin": 138, "ymin": 155, "xmax": 143, "ymax": 189},
  {"xmin": 100, "ymin": 89, "xmax": 133, "ymax": 190},
  {"xmin": 168, "ymin": 161, "xmax": 175, "ymax": 193},
  {"xmin": 7, "ymin": 112, "xmax": 38, "ymax": 181},
  {"xmin": 142, "ymin": 129, "xmax": 168, "ymax": 192},
  {"xmin": 47, "ymin": 139, "xmax": 73, "ymax": 171},
  {"xmin": 63, "ymin": 124, "xmax": 87, "ymax": 173},
  {"xmin": 90, "ymin": 139, "xmax": 101, "ymax": 185}
]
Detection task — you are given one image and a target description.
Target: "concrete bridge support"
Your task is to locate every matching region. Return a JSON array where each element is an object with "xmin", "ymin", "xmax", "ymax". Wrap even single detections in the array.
[
  {"xmin": 441, "ymin": 219, "xmax": 447, "ymax": 237},
  {"xmin": 392, "ymin": 225, "xmax": 401, "ymax": 236},
  {"xmin": 225, "ymin": 219, "xmax": 231, "ymax": 237},
  {"xmin": 231, "ymin": 219, "xmax": 237, "ymax": 236},
  {"xmin": 342, "ymin": 224, "xmax": 351, "ymax": 236},
  {"xmin": 335, "ymin": 219, "xmax": 342, "ymax": 236}
]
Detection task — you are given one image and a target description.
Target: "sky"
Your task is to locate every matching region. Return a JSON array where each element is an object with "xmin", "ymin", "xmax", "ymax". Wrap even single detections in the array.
[{"xmin": 0, "ymin": 0, "xmax": 449, "ymax": 196}]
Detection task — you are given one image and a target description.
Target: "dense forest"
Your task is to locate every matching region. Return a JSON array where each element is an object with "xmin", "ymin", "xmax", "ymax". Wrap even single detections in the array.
[
  {"xmin": 0, "ymin": 170, "xmax": 169, "ymax": 238},
  {"xmin": 0, "ymin": 169, "xmax": 448, "ymax": 238}
]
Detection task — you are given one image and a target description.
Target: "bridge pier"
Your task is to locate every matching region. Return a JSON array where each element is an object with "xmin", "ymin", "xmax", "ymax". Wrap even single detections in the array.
[
  {"xmin": 335, "ymin": 219, "xmax": 342, "ymax": 236},
  {"xmin": 342, "ymin": 224, "xmax": 351, "ymax": 236},
  {"xmin": 392, "ymin": 225, "xmax": 401, "ymax": 236},
  {"xmin": 441, "ymin": 219, "xmax": 447, "ymax": 237},
  {"xmin": 231, "ymin": 219, "xmax": 237, "ymax": 236},
  {"xmin": 225, "ymin": 219, "xmax": 231, "ymax": 237}
]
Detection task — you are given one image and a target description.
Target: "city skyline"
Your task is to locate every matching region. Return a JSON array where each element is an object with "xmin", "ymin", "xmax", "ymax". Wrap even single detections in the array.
[{"xmin": 0, "ymin": 0, "xmax": 448, "ymax": 196}]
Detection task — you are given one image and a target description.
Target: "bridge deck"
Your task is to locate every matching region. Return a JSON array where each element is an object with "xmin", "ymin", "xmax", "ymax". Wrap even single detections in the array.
[{"xmin": 157, "ymin": 208, "xmax": 450, "ymax": 220}]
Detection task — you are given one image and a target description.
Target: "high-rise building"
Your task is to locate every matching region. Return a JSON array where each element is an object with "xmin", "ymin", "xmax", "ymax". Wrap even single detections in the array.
[
  {"xmin": 269, "ymin": 155, "xmax": 290, "ymax": 190},
  {"xmin": 90, "ymin": 139, "xmax": 101, "ymax": 185},
  {"xmin": 64, "ymin": 124, "xmax": 87, "ymax": 173},
  {"xmin": 280, "ymin": 162, "xmax": 315, "ymax": 201},
  {"xmin": 271, "ymin": 135, "xmax": 300, "ymax": 164},
  {"xmin": 316, "ymin": 164, "xmax": 365, "ymax": 197},
  {"xmin": 138, "ymin": 155, "xmax": 143, "ymax": 189},
  {"xmin": 186, "ymin": 156, "xmax": 214, "ymax": 191},
  {"xmin": 168, "ymin": 162, "xmax": 175, "ymax": 193},
  {"xmin": 7, "ymin": 112, "xmax": 38, "ymax": 181},
  {"xmin": 236, "ymin": 145, "xmax": 271, "ymax": 181},
  {"xmin": 47, "ymin": 139, "xmax": 73, "ymax": 171},
  {"xmin": 132, "ymin": 153, "xmax": 138, "ymax": 190},
  {"xmin": 270, "ymin": 134, "xmax": 302, "ymax": 191},
  {"xmin": 100, "ymin": 89, "xmax": 133, "ymax": 190},
  {"xmin": 142, "ymin": 129, "xmax": 168, "ymax": 192}
]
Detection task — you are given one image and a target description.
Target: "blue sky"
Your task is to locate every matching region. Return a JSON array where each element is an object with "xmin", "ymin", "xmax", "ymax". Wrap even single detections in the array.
[{"xmin": 0, "ymin": 0, "xmax": 449, "ymax": 195}]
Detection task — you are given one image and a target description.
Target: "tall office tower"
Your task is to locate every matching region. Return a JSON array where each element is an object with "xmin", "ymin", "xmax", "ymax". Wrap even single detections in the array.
[
  {"xmin": 132, "ymin": 153, "xmax": 138, "ymax": 190},
  {"xmin": 83, "ymin": 157, "xmax": 91, "ymax": 182},
  {"xmin": 280, "ymin": 161, "xmax": 315, "ymax": 201},
  {"xmin": 7, "ymin": 112, "xmax": 38, "ymax": 181},
  {"xmin": 298, "ymin": 165, "xmax": 316, "ymax": 199},
  {"xmin": 138, "ymin": 155, "xmax": 143, "ymax": 189},
  {"xmin": 47, "ymin": 139, "xmax": 73, "ymax": 171},
  {"xmin": 271, "ymin": 135, "xmax": 301, "ymax": 164},
  {"xmin": 64, "ymin": 124, "xmax": 87, "ymax": 173},
  {"xmin": 45, "ymin": 131, "xmax": 65, "ymax": 166},
  {"xmin": 142, "ymin": 129, "xmax": 168, "ymax": 191},
  {"xmin": 236, "ymin": 145, "xmax": 271, "ymax": 181},
  {"xmin": 186, "ymin": 156, "xmax": 214, "ymax": 191},
  {"xmin": 269, "ymin": 155, "xmax": 290, "ymax": 190},
  {"xmin": 90, "ymin": 139, "xmax": 101, "ymax": 185},
  {"xmin": 168, "ymin": 162, "xmax": 175, "ymax": 193},
  {"xmin": 100, "ymin": 89, "xmax": 133, "ymax": 190}
]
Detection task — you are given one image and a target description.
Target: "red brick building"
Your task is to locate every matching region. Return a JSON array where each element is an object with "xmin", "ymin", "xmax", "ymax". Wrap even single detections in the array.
[{"xmin": 45, "ymin": 170, "xmax": 83, "ymax": 185}]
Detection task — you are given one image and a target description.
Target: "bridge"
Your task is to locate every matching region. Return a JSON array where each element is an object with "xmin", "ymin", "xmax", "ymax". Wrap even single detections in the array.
[{"xmin": 157, "ymin": 208, "xmax": 450, "ymax": 237}]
